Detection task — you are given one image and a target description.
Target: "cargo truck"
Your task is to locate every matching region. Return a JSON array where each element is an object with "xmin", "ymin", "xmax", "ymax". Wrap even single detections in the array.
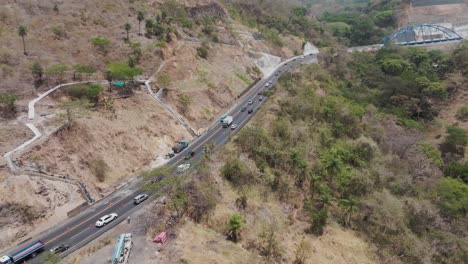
[
  {"xmin": 172, "ymin": 140, "xmax": 189, "ymax": 153},
  {"xmin": 222, "ymin": 116, "xmax": 233, "ymax": 128},
  {"xmin": 112, "ymin": 233, "xmax": 133, "ymax": 264},
  {"xmin": 0, "ymin": 240, "xmax": 45, "ymax": 264}
]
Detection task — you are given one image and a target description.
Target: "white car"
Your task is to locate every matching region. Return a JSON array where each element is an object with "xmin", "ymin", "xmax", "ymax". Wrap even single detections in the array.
[
  {"xmin": 134, "ymin": 194, "xmax": 149, "ymax": 205},
  {"xmin": 95, "ymin": 213, "xmax": 118, "ymax": 227},
  {"xmin": 231, "ymin": 124, "xmax": 238, "ymax": 130},
  {"xmin": 248, "ymin": 99, "xmax": 253, "ymax": 105},
  {"xmin": 177, "ymin": 163, "xmax": 191, "ymax": 174}
]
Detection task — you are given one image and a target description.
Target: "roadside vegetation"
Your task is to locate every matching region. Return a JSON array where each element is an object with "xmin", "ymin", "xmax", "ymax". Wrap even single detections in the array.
[
  {"xmin": 0, "ymin": 92, "xmax": 18, "ymax": 119},
  {"xmin": 224, "ymin": 0, "xmax": 325, "ymax": 47},
  {"xmin": 213, "ymin": 43, "xmax": 467, "ymax": 263}
]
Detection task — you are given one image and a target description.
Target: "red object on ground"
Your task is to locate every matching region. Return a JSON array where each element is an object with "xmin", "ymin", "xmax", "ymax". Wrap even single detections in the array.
[{"xmin": 153, "ymin": 232, "xmax": 168, "ymax": 243}]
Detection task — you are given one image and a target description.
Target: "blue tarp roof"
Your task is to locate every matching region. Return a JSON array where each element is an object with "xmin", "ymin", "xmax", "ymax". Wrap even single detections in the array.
[{"xmin": 112, "ymin": 81, "xmax": 125, "ymax": 87}]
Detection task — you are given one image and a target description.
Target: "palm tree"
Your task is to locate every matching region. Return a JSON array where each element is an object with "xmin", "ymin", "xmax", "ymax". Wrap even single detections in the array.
[
  {"xmin": 226, "ymin": 214, "xmax": 243, "ymax": 243},
  {"xmin": 124, "ymin": 23, "xmax": 131, "ymax": 40},
  {"xmin": 18, "ymin": 25, "xmax": 27, "ymax": 55},
  {"xmin": 137, "ymin": 11, "xmax": 145, "ymax": 35},
  {"xmin": 338, "ymin": 196, "xmax": 359, "ymax": 228},
  {"xmin": 105, "ymin": 71, "xmax": 113, "ymax": 92}
]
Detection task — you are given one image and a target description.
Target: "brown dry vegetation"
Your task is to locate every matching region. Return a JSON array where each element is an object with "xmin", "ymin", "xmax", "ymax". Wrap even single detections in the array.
[
  {"xmin": 20, "ymin": 92, "xmax": 192, "ymax": 193},
  {"xmin": 0, "ymin": 0, "xmax": 306, "ymax": 250}
]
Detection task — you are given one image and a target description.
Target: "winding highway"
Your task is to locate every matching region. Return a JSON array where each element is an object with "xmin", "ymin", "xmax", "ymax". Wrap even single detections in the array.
[{"xmin": 2, "ymin": 54, "xmax": 316, "ymax": 264}]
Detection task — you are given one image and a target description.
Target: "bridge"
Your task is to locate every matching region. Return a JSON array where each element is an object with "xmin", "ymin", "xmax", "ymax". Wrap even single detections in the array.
[{"xmin": 379, "ymin": 24, "xmax": 463, "ymax": 46}]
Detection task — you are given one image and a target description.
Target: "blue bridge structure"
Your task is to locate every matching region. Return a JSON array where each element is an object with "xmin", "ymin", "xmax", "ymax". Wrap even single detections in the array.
[{"xmin": 379, "ymin": 24, "xmax": 463, "ymax": 46}]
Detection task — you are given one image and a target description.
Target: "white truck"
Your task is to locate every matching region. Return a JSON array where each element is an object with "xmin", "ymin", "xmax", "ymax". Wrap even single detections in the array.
[{"xmin": 222, "ymin": 116, "xmax": 233, "ymax": 128}]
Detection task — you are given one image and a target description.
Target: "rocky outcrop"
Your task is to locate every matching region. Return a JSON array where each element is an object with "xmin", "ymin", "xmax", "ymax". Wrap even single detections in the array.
[{"xmin": 187, "ymin": 2, "xmax": 229, "ymax": 21}]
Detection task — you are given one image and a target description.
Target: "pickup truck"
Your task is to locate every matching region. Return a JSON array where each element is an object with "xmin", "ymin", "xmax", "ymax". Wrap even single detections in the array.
[{"xmin": 0, "ymin": 240, "xmax": 45, "ymax": 264}]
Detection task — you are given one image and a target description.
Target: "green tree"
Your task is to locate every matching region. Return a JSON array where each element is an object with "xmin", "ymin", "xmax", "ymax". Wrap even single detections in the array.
[
  {"xmin": 444, "ymin": 162, "xmax": 468, "ymax": 184},
  {"xmin": 107, "ymin": 62, "xmax": 142, "ymax": 80},
  {"xmin": 436, "ymin": 177, "xmax": 468, "ymax": 217},
  {"xmin": 226, "ymin": 214, "xmax": 243, "ymax": 242},
  {"xmin": 381, "ymin": 58, "xmax": 408, "ymax": 76},
  {"xmin": 58, "ymin": 99, "xmax": 93, "ymax": 128},
  {"xmin": 310, "ymin": 207, "xmax": 328, "ymax": 235},
  {"xmin": 0, "ymin": 92, "xmax": 18, "ymax": 118},
  {"xmin": 31, "ymin": 62, "xmax": 43, "ymax": 81},
  {"xmin": 73, "ymin": 64, "xmax": 96, "ymax": 80},
  {"xmin": 46, "ymin": 64, "xmax": 69, "ymax": 83},
  {"xmin": 145, "ymin": 19, "xmax": 155, "ymax": 35},
  {"xmin": 91, "ymin": 37, "xmax": 111, "ymax": 54},
  {"xmin": 124, "ymin": 23, "xmax": 131, "ymax": 40},
  {"xmin": 338, "ymin": 196, "xmax": 359, "ymax": 228},
  {"xmin": 137, "ymin": 11, "xmax": 145, "ymax": 35},
  {"xmin": 41, "ymin": 252, "xmax": 61, "ymax": 264},
  {"xmin": 446, "ymin": 126, "xmax": 467, "ymax": 147},
  {"xmin": 170, "ymin": 187, "xmax": 189, "ymax": 219},
  {"xmin": 86, "ymin": 84, "xmax": 103, "ymax": 103},
  {"xmin": 53, "ymin": 4, "xmax": 59, "ymax": 14},
  {"xmin": 105, "ymin": 70, "xmax": 113, "ymax": 92},
  {"xmin": 178, "ymin": 93, "xmax": 193, "ymax": 114},
  {"xmin": 18, "ymin": 25, "xmax": 27, "ymax": 55},
  {"xmin": 128, "ymin": 56, "xmax": 136, "ymax": 68},
  {"xmin": 291, "ymin": 7, "xmax": 307, "ymax": 17},
  {"xmin": 456, "ymin": 106, "xmax": 468, "ymax": 121}
]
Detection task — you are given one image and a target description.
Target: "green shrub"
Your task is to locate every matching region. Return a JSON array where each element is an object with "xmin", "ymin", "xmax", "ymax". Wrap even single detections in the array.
[
  {"xmin": 444, "ymin": 162, "xmax": 468, "ymax": 184},
  {"xmin": 196, "ymin": 46, "xmax": 208, "ymax": 59},
  {"xmin": 0, "ymin": 92, "xmax": 17, "ymax": 118},
  {"xmin": 154, "ymin": 40, "xmax": 167, "ymax": 48},
  {"xmin": 0, "ymin": 92, "xmax": 17, "ymax": 107},
  {"xmin": 418, "ymin": 143, "xmax": 443, "ymax": 167},
  {"xmin": 91, "ymin": 159, "xmax": 109, "ymax": 182},
  {"xmin": 309, "ymin": 207, "xmax": 328, "ymax": 235},
  {"xmin": 107, "ymin": 62, "xmax": 142, "ymax": 80},
  {"xmin": 235, "ymin": 73, "xmax": 251, "ymax": 85},
  {"xmin": 221, "ymin": 158, "xmax": 253, "ymax": 186},
  {"xmin": 73, "ymin": 65, "xmax": 96, "ymax": 75},
  {"xmin": 41, "ymin": 252, "xmax": 61, "ymax": 264},
  {"xmin": 455, "ymin": 106, "xmax": 468, "ymax": 121},
  {"xmin": 91, "ymin": 37, "xmax": 111, "ymax": 54},
  {"xmin": 445, "ymin": 126, "xmax": 467, "ymax": 147},
  {"xmin": 64, "ymin": 84, "xmax": 103, "ymax": 103},
  {"xmin": 46, "ymin": 64, "xmax": 69, "ymax": 76},
  {"xmin": 435, "ymin": 177, "xmax": 468, "ymax": 217}
]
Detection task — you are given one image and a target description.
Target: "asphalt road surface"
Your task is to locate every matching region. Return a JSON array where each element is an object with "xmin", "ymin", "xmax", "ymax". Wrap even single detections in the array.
[{"xmin": 1, "ymin": 54, "xmax": 316, "ymax": 264}]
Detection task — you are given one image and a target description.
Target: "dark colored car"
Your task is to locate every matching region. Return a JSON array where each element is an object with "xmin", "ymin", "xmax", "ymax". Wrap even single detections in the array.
[
  {"xmin": 248, "ymin": 109, "xmax": 253, "ymax": 114},
  {"xmin": 241, "ymin": 106, "xmax": 247, "ymax": 112},
  {"xmin": 50, "ymin": 244, "xmax": 69, "ymax": 254},
  {"xmin": 150, "ymin": 175, "xmax": 164, "ymax": 183},
  {"xmin": 184, "ymin": 151, "xmax": 195, "ymax": 160}
]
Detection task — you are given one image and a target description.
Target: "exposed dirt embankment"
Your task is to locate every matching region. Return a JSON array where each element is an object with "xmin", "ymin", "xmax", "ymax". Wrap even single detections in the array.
[
  {"xmin": 0, "ymin": 169, "xmax": 82, "ymax": 250},
  {"xmin": 19, "ymin": 92, "xmax": 192, "ymax": 195}
]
